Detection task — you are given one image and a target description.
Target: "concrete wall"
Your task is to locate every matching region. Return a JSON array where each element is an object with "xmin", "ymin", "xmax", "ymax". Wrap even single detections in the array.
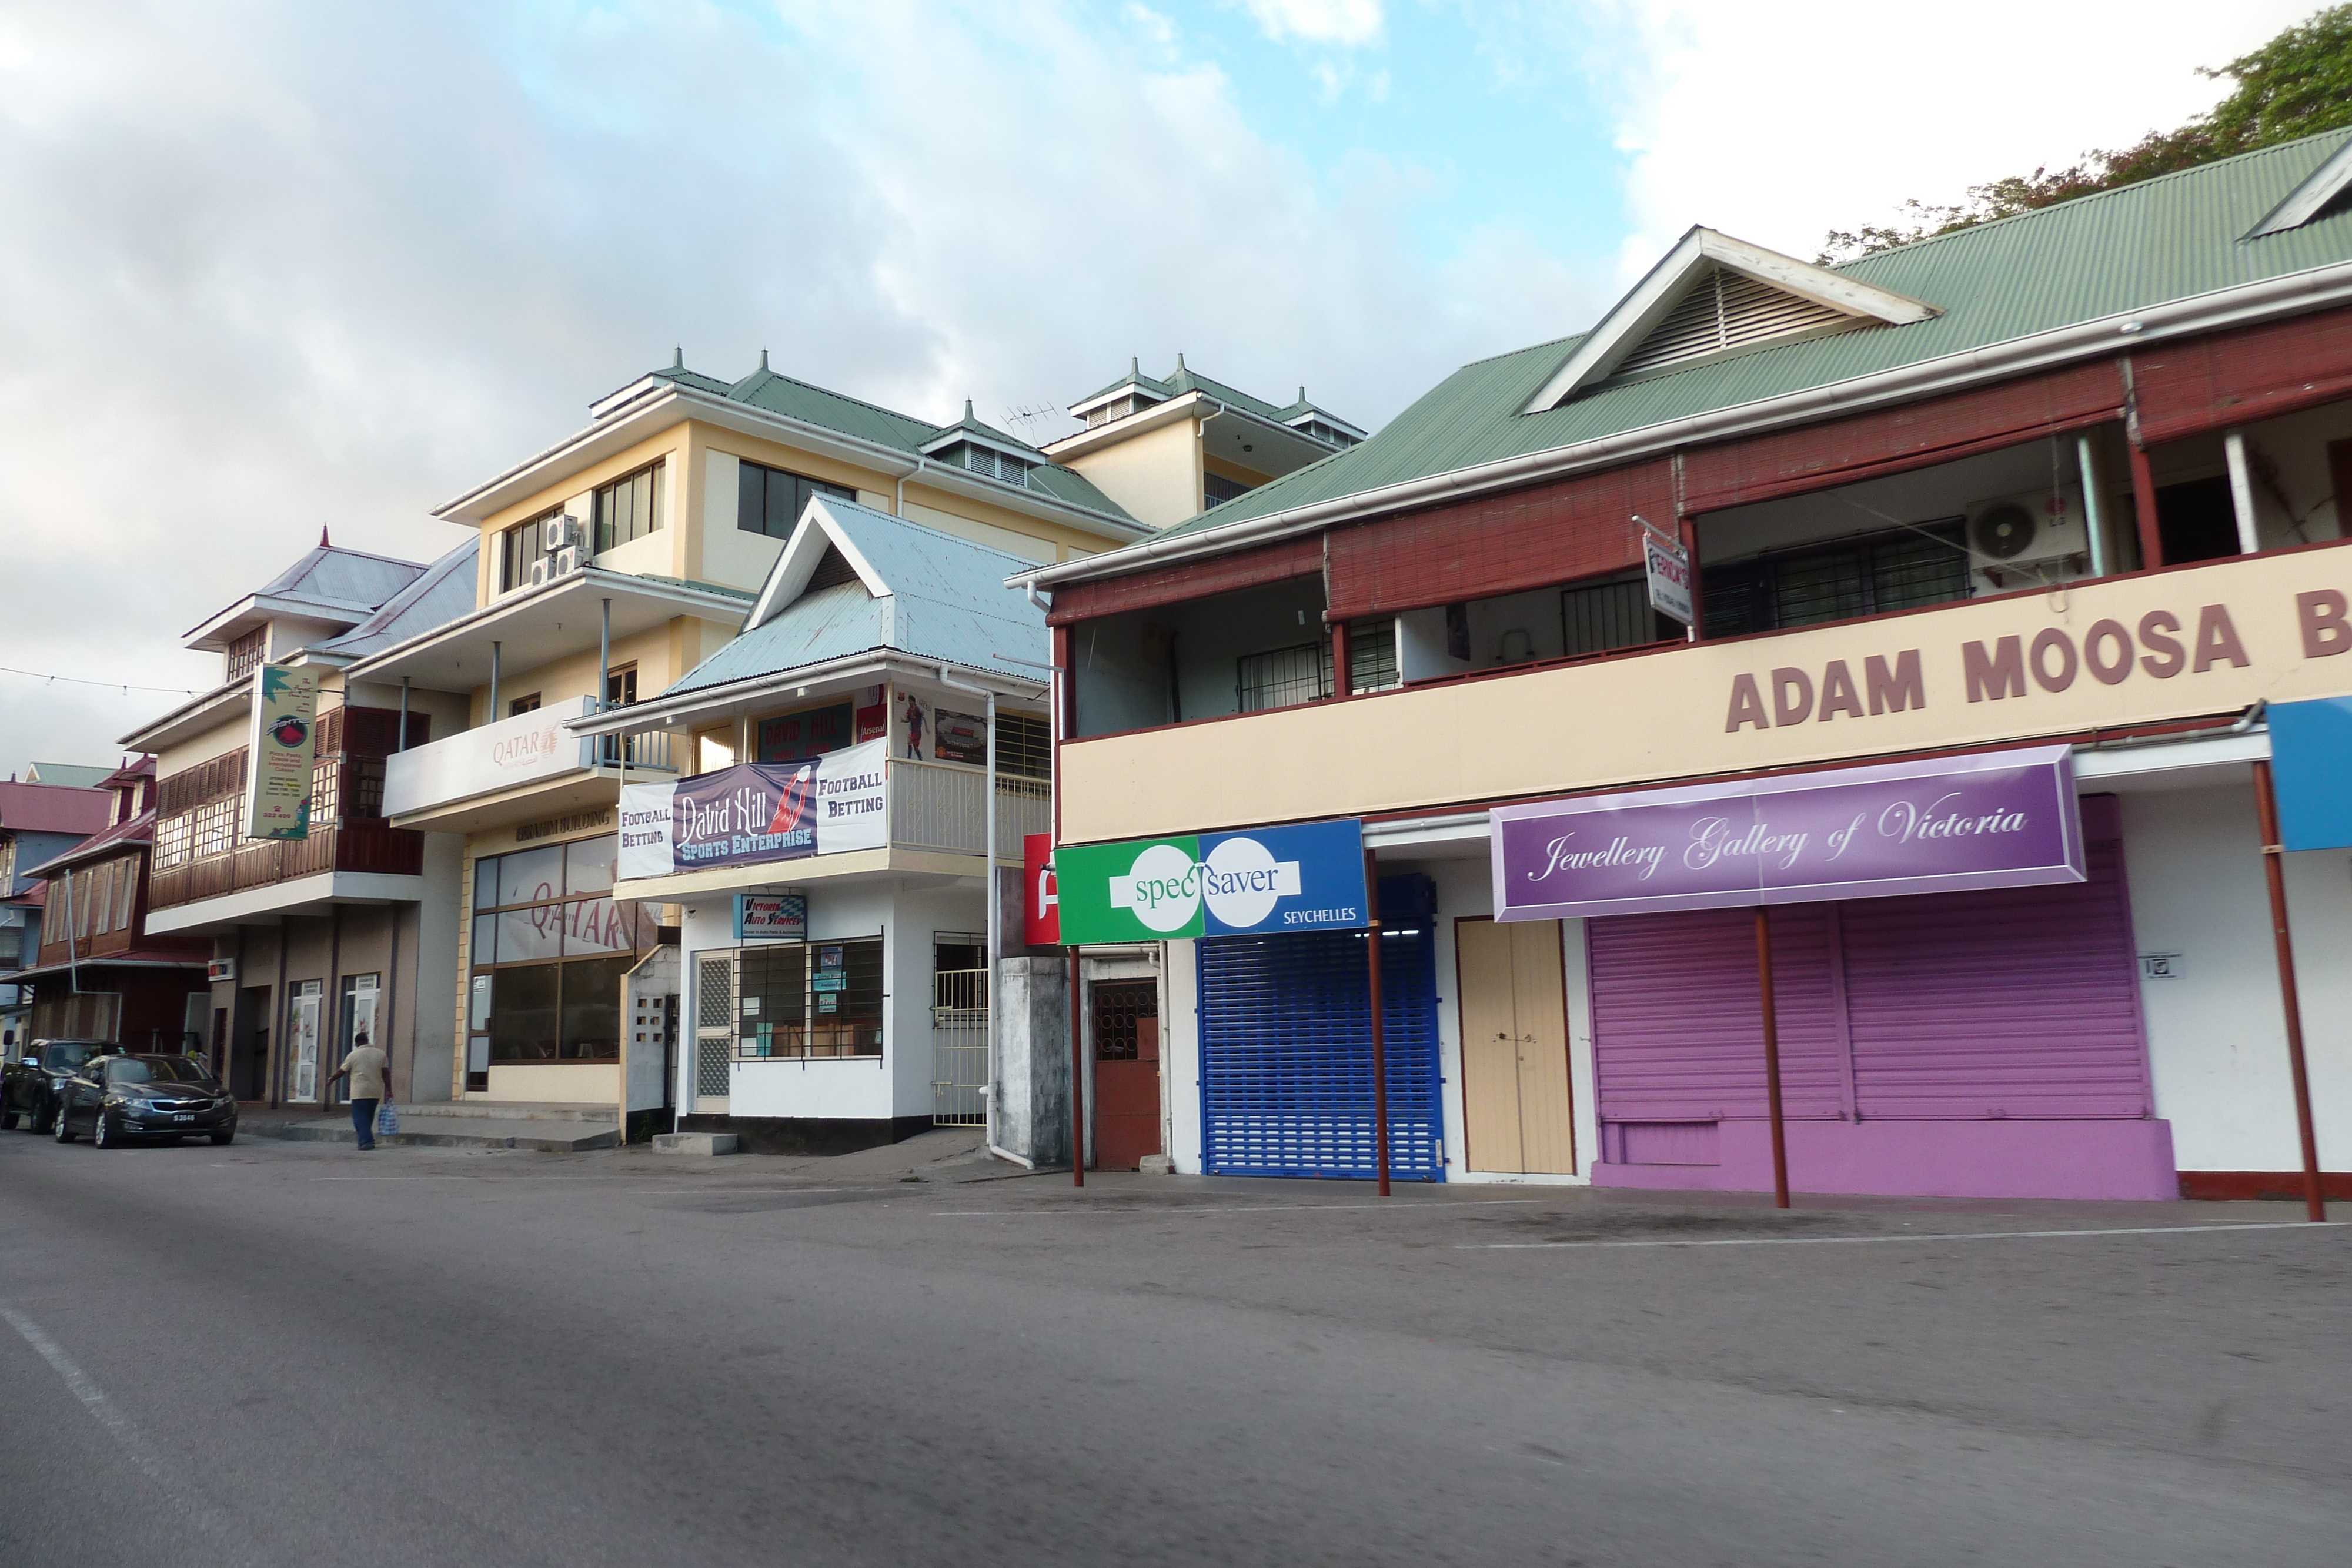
[
  {"xmin": 1058, "ymin": 414, "xmax": 1201, "ymax": 531},
  {"xmin": 993, "ymin": 956, "xmax": 1070, "ymax": 1166}
]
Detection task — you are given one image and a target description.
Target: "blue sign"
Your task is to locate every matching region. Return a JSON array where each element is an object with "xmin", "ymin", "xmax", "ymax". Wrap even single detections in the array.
[{"xmin": 2268, "ymin": 697, "xmax": 2352, "ymax": 851}]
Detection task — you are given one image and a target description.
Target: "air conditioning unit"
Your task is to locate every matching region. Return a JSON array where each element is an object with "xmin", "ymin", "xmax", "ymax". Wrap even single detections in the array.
[
  {"xmin": 542, "ymin": 513, "xmax": 583, "ymax": 553},
  {"xmin": 527, "ymin": 557, "xmax": 554, "ymax": 589},
  {"xmin": 1966, "ymin": 486, "xmax": 2088, "ymax": 571},
  {"xmin": 552, "ymin": 544, "xmax": 583, "ymax": 576}
]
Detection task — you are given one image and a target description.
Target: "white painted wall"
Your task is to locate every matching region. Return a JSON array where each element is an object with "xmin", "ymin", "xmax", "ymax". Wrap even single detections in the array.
[{"xmin": 2122, "ymin": 783, "xmax": 2352, "ymax": 1173}]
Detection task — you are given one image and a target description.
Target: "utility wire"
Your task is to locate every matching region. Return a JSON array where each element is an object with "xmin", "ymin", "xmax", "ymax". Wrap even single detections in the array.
[{"xmin": 0, "ymin": 664, "xmax": 203, "ymax": 697}]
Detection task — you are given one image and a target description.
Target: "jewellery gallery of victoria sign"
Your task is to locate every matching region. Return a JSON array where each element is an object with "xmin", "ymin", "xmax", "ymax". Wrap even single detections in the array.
[
  {"xmin": 1491, "ymin": 746, "xmax": 2085, "ymax": 921},
  {"xmin": 618, "ymin": 739, "xmax": 887, "ymax": 880}
]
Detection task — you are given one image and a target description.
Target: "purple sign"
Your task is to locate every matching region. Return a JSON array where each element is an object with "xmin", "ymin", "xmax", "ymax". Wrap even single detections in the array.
[{"xmin": 1492, "ymin": 745, "xmax": 2084, "ymax": 921}]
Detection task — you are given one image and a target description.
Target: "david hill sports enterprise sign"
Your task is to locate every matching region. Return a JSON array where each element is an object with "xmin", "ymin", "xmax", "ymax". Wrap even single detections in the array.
[{"xmin": 1054, "ymin": 818, "xmax": 1368, "ymax": 944}]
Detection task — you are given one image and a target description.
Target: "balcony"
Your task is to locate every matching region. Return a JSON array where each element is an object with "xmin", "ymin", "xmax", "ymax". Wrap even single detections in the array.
[
  {"xmin": 888, "ymin": 760, "xmax": 1051, "ymax": 859},
  {"xmin": 149, "ymin": 821, "xmax": 424, "ymax": 914},
  {"xmin": 1057, "ymin": 540, "xmax": 2352, "ymax": 845},
  {"xmin": 383, "ymin": 696, "xmax": 675, "ymax": 834}
]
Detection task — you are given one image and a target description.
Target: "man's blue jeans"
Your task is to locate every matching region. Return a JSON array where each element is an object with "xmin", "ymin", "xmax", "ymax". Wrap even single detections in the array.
[{"xmin": 351, "ymin": 1098, "xmax": 379, "ymax": 1150}]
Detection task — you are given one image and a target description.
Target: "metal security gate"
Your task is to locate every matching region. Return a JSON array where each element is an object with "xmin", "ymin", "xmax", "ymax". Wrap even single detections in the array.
[
  {"xmin": 694, "ymin": 954, "xmax": 734, "ymax": 1106},
  {"xmin": 1198, "ymin": 877, "xmax": 1444, "ymax": 1181},
  {"xmin": 931, "ymin": 968, "xmax": 987, "ymax": 1126}
]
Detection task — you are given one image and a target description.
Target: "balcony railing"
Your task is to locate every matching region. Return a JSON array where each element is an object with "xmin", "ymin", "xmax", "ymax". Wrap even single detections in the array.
[
  {"xmin": 888, "ymin": 761, "xmax": 1051, "ymax": 857},
  {"xmin": 149, "ymin": 821, "xmax": 426, "ymax": 912},
  {"xmin": 382, "ymin": 696, "xmax": 674, "ymax": 820}
]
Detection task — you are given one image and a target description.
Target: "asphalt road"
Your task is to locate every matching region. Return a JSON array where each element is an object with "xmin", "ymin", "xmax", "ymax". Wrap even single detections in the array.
[{"xmin": 3, "ymin": 1128, "xmax": 2348, "ymax": 1568}]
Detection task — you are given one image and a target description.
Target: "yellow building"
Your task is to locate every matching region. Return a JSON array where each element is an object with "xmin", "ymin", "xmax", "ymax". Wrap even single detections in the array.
[{"xmin": 348, "ymin": 355, "xmax": 1150, "ymax": 1120}]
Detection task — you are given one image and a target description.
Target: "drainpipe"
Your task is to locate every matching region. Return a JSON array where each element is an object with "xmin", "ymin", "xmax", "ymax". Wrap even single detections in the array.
[
  {"xmin": 397, "ymin": 677, "xmax": 410, "ymax": 752},
  {"xmin": 894, "ymin": 456, "xmax": 927, "ymax": 519},
  {"xmin": 937, "ymin": 664, "xmax": 998, "ymax": 1146},
  {"xmin": 598, "ymin": 597, "xmax": 613, "ymax": 713},
  {"xmin": 489, "ymin": 641, "xmax": 501, "ymax": 724},
  {"xmin": 2076, "ymin": 435, "xmax": 2109, "ymax": 579},
  {"xmin": 2224, "ymin": 430, "xmax": 2261, "ymax": 556}
]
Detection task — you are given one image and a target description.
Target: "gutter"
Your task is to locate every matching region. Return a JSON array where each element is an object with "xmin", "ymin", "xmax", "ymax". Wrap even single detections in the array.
[{"xmin": 1014, "ymin": 257, "xmax": 2352, "ymax": 593}]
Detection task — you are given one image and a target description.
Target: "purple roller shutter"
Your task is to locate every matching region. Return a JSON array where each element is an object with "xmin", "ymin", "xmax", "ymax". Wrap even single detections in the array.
[
  {"xmin": 1839, "ymin": 837, "xmax": 2150, "ymax": 1119},
  {"xmin": 1588, "ymin": 905, "xmax": 1845, "ymax": 1124},
  {"xmin": 1586, "ymin": 796, "xmax": 2151, "ymax": 1128}
]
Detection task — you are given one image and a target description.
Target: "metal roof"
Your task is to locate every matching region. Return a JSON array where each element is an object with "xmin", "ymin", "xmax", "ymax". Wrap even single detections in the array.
[
  {"xmin": 0, "ymin": 781, "xmax": 113, "ymax": 837},
  {"xmin": 315, "ymin": 539, "xmax": 482, "ymax": 660},
  {"xmin": 665, "ymin": 497, "xmax": 1048, "ymax": 695},
  {"xmin": 1070, "ymin": 356, "xmax": 1357, "ymax": 432},
  {"xmin": 1151, "ymin": 128, "xmax": 2352, "ymax": 545}
]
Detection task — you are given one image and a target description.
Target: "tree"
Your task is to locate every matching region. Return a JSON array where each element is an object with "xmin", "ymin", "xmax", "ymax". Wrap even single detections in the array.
[{"xmin": 1819, "ymin": 5, "xmax": 2352, "ymax": 263}]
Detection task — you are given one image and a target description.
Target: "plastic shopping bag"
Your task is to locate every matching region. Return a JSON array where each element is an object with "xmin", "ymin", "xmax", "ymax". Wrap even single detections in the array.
[{"xmin": 376, "ymin": 1101, "xmax": 400, "ymax": 1138}]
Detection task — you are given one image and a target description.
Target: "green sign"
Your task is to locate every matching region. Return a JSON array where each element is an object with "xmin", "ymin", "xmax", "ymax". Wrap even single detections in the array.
[{"xmin": 1054, "ymin": 820, "xmax": 1368, "ymax": 944}]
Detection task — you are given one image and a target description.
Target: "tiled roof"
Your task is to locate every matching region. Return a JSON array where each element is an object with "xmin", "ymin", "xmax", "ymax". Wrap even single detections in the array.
[{"xmin": 1150, "ymin": 128, "xmax": 2352, "ymax": 544}]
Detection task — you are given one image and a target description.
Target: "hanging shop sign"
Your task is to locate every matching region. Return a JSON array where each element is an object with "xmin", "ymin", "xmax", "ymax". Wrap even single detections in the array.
[
  {"xmin": 1023, "ymin": 832, "xmax": 1060, "ymax": 946},
  {"xmin": 1640, "ymin": 520, "xmax": 1694, "ymax": 627},
  {"xmin": 1054, "ymin": 818, "xmax": 1366, "ymax": 944},
  {"xmin": 243, "ymin": 663, "xmax": 320, "ymax": 840},
  {"xmin": 734, "ymin": 892, "xmax": 808, "ymax": 941},
  {"xmin": 2266, "ymin": 695, "xmax": 2352, "ymax": 851},
  {"xmin": 1492, "ymin": 745, "xmax": 2083, "ymax": 922},
  {"xmin": 617, "ymin": 739, "xmax": 887, "ymax": 880}
]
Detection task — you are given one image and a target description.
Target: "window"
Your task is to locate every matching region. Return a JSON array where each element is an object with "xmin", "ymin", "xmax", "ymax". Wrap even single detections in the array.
[
  {"xmin": 1237, "ymin": 642, "xmax": 1330, "ymax": 713},
  {"xmin": 469, "ymin": 840, "xmax": 656, "ymax": 1064},
  {"xmin": 1562, "ymin": 576, "xmax": 1668, "ymax": 657},
  {"xmin": 499, "ymin": 514, "xmax": 558, "ymax": 593},
  {"xmin": 225, "ymin": 628, "xmax": 266, "ymax": 683},
  {"xmin": 1701, "ymin": 521, "xmax": 1969, "ymax": 639},
  {"xmin": 1348, "ymin": 619, "xmax": 1399, "ymax": 693},
  {"xmin": 758, "ymin": 701, "xmax": 853, "ymax": 762},
  {"xmin": 994, "ymin": 713, "xmax": 1051, "ymax": 780},
  {"xmin": 593, "ymin": 460, "xmax": 666, "ymax": 555},
  {"xmin": 508, "ymin": 693, "xmax": 542, "ymax": 717},
  {"xmin": 1298, "ymin": 419, "xmax": 1359, "ymax": 448},
  {"xmin": 1092, "ymin": 980, "xmax": 1156, "ymax": 1062},
  {"xmin": 726, "ymin": 935, "xmax": 884, "ymax": 1059},
  {"xmin": 737, "ymin": 460, "xmax": 855, "ymax": 540},
  {"xmin": 1204, "ymin": 472, "xmax": 1254, "ymax": 507},
  {"xmin": 604, "ymin": 666, "xmax": 637, "ymax": 708}
]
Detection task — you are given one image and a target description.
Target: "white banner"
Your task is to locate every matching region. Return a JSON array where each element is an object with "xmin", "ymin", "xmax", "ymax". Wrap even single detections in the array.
[{"xmin": 617, "ymin": 738, "xmax": 889, "ymax": 882}]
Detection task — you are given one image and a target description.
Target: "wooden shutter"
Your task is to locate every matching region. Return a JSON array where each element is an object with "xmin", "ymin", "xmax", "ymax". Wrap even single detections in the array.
[
  {"xmin": 1046, "ymin": 534, "xmax": 1324, "ymax": 626},
  {"xmin": 2130, "ymin": 302, "xmax": 2352, "ymax": 444}
]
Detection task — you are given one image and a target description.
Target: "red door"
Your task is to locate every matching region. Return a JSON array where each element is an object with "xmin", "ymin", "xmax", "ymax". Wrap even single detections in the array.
[{"xmin": 1092, "ymin": 981, "xmax": 1162, "ymax": 1171}]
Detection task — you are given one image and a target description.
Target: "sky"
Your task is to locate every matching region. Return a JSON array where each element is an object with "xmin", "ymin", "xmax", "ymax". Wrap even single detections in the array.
[{"xmin": 0, "ymin": 0, "xmax": 2317, "ymax": 775}]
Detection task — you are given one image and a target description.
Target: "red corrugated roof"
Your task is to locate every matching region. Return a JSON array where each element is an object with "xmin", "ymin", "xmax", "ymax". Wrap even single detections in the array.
[
  {"xmin": 19, "ymin": 810, "xmax": 153, "ymax": 880},
  {"xmin": 0, "ymin": 781, "xmax": 114, "ymax": 837}
]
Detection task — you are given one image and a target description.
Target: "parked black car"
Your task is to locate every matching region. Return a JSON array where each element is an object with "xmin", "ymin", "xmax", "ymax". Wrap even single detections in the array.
[
  {"xmin": 1, "ymin": 1038, "xmax": 107, "ymax": 1134},
  {"xmin": 51, "ymin": 1053, "xmax": 238, "ymax": 1148}
]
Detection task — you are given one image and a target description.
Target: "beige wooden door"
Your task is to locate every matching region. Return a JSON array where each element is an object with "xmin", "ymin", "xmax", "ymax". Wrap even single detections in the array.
[{"xmin": 1455, "ymin": 919, "xmax": 1576, "ymax": 1175}]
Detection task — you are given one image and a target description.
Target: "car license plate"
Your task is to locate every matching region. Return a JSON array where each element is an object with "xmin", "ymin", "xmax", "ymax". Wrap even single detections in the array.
[{"xmin": 174, "ymin": 1114, "xmax": 194, "ymax": 1123}]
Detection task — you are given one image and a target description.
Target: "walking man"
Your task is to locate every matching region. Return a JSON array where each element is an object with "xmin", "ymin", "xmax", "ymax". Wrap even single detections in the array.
[{"xmin": 328, "ymin": 1031, "xmax": 390, "ymax": 1152}]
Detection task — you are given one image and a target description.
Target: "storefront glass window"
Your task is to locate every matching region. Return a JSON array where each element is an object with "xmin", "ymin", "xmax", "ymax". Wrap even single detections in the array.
[
  {"xmin": 726, "ymin": 935, "xmax": 882, "ymax": 1059},
  {"xmin": 472, "ymin": 839, "xmax": 656, "ymax": 1064}
]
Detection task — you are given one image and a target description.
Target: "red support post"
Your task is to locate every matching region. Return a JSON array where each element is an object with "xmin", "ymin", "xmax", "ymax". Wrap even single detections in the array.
[
  {"xmin": 2251, "ymin": 760, "xmax": 2327, "ymax": 1223},
  {"xmin": 1756, "ymin": 905, "xmax": 1790, "ymax": 1209},
  {"xmin": 1331, "ymin": 619, "xmax": 1352, "ymax": 698},
  {"xmin": 1364, "ymin": 849, "xmax": 1390, "ymax": 1197},
  {"xmin": 2127, "ymin": 440, "xmax": 2164, "ymax": 571},
  {"xmin": 1068, "ymin": 945, "xmax": 1085, "ymax": 1188}
]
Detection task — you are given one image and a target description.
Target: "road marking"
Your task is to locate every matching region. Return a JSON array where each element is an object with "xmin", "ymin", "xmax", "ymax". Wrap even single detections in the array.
[
  {"xmin": 935, "ymin": 1199, "xmax": 1546, "ymax": 1217},
  {"xmin": 0, "ymin": 1303, "xmax": 252, "ymax": 1564},
  {"xmin": 1465, "ymin": 1221, "xmax": 2334, "ymax": 1251}
]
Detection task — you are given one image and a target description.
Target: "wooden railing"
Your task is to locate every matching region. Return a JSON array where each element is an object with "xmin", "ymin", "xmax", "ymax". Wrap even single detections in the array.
[{"xmin": 148, "ymin": 821, "xmax": 425, "ymax": 911}]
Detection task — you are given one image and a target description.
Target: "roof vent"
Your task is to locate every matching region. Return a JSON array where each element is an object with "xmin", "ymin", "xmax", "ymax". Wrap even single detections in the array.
[
  {"xmin": 806, "ymin": 544, "xmax": 864, "ymax": 593},
  {"xmin": 1613, "ymin": 265, "xmax": 1855, "ymax": 379}
]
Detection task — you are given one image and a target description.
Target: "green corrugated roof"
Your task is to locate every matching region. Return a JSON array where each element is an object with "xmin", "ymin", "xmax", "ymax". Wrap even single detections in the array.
[
  {"xmin": 1155, "ymin": 128, "xmax": 2352, "ymax": 543},
  {"xmin": 633, "ymin": 360, "xmax": 1137, "ymax": 525}
]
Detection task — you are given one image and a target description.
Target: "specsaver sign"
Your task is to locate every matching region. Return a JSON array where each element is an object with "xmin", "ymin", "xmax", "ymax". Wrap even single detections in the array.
[
  {"xmin": 243, "ymin": 663, "xmax": 320, "ymax": 840},
  {"xmin": 1491, "ymin": 745, "xmax": 2084, "ymax": 921},
  {"xmin": 617, "ymin": 739, "xmax": 887, "ymax": 881},
  {"xmin": 1054, "ymin": 818, "xmax": 1367, "ymax": 943}
]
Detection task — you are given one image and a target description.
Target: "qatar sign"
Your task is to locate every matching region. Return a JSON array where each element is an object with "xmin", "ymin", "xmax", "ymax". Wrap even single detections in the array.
[
  {"xmin": 1491, "ymin": 745, "xmax": 2084, "ymax": 921},
  {"xmin": 617, "ymin": 739, "xmax": 887, "ymax": 881}
]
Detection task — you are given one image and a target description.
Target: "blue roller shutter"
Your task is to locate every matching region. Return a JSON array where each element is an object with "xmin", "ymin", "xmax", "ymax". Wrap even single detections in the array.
[{"xmin": 1198, "ymin": 876, "xmax": 1444, "ymax": 1181}]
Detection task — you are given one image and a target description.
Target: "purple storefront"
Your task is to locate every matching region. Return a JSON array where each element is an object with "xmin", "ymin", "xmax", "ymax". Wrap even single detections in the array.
[{"xmin": 1493, "ymin": 747, "xmax": 2175, "ymax": 1201}]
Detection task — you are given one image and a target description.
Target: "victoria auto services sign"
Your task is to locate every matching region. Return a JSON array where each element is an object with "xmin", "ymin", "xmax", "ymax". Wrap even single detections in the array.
[
  {"xmin": 1492, "ymin": 746, "xmax": 2084, "ymax": 921},
  {"xmin": 618, "ymin": 740, "xmax": 887, "ymax": 881},
  {"xmin": 1055, "ymin": 818, "xmax": 1367, "ymax": 943}
]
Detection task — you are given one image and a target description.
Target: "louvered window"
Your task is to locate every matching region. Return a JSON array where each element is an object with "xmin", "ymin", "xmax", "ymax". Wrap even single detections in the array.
[
  {"xmin": 1614, "ymin": 266, "xmax": 1855, "ymax": 380},
  {"xmin": 950, "ymin": 442, "xmax": 1031, "ymax": 488}
]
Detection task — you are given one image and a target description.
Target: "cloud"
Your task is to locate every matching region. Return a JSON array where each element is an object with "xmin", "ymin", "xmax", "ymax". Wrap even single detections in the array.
[
  {"xmin": 1598, "ymin": 0, "xmax": 2318, "ymax": 279},
  {"xmin": 0, "ymin": 0, "xmax": 1591, "ymax": 774},
  {"xmin": 1236, "ymin": 0, "xmax": 1384, "ymax": 48}
]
